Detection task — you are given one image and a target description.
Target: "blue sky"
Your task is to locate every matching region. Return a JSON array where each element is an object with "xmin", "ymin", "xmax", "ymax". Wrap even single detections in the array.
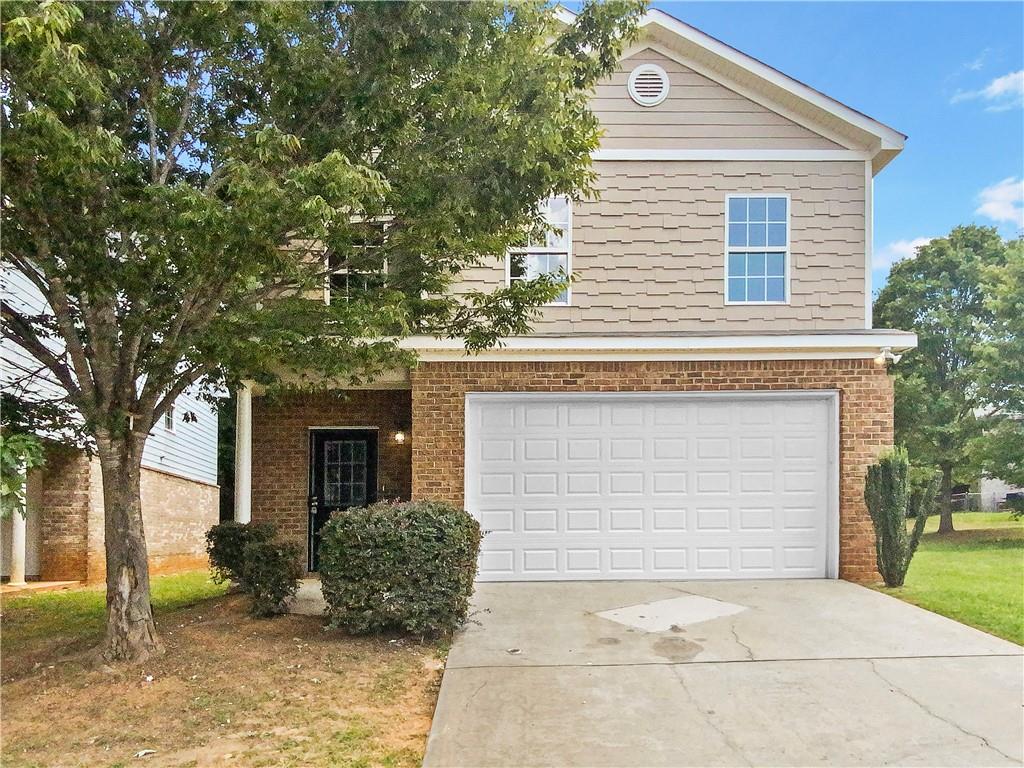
[{"xmin": 581, "ymin": 1, "xmax": 1024, "ymax": 292}]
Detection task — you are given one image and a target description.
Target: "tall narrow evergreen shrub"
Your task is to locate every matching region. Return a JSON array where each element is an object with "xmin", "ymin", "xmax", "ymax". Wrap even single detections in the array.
[{"xmin": 864, "ymin": 448, "xmax": 938, "ymax": 586}]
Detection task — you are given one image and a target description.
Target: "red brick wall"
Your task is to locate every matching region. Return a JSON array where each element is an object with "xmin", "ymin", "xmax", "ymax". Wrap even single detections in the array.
[
  {"xmin": 38, "ymin": 447, "xmax": 92, "ymax": 581},
  {"xmin": 36, "ymin": 446, "xmax": 218, "ymax": 583},
  {"xmin": 250, "ymin": 390, "xmax": 413, "ymax": 562},
  {"xmin": 409, "ymin": 359, "xmax": 893, "ymax": 583}
]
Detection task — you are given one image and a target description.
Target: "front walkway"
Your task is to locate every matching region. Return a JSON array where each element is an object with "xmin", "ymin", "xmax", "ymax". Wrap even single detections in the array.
[
  {"xmin": 0, "ymin": 580, "xmax": 81, "ymax": 598},
  {"xmin": 424, "ymin": 580, "xmax": 1024, "ymax": 767}
]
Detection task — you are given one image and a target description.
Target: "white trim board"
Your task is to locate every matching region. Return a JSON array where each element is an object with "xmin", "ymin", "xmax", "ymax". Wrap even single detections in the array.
[
  {"xmin": 592, "ymin": 149, "xmax": 871, "ymax": 162},
  {"xmin": 401, "ymin": 332, "xmax": 917, "ymax": 362}
]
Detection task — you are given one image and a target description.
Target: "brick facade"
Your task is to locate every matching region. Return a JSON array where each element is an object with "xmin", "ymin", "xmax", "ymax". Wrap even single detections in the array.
[
  {"xmin": 250, "ymin": 390, "xmax": 413, "ymax": 561},
  {"xmin": 21, "ymin": 445, "xmax": 219, "ymax": 583},
  {"xmin": 409, "ymin": 359, "xmax": 893, "ymax": 583}
]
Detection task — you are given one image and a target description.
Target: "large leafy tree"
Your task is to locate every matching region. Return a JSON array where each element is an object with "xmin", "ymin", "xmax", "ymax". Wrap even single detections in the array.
[
  {"xmin": 1, "ymin": 0, "xmax": 643, "ymax": 661},
  {"xmin": 970, "ymin": 240, "xmax": 1024, "ymax": 490},
  {"xmin": 874, "ymin": 226, "xmax": 1016, "ymax": 532}
]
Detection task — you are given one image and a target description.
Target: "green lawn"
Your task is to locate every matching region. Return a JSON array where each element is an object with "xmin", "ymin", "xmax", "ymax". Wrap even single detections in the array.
[
  {"xmin": 1, "ymin": 570, "xmax": 227, "ymax": 655},
  {"xmin": 881, "ymin": 512, "xmax": 1024, "ymax": 645}
]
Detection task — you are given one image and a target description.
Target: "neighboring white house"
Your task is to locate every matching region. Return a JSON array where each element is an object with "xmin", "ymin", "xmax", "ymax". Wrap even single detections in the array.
[{"xmin": 1, "ymin": 268, "xmax": 219, "ymax": 585}]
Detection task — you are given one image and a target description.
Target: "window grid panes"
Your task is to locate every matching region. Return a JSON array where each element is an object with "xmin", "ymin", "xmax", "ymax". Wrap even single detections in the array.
[
  {"xmin": 328, "ymin": 222, "xmax": 388, "ymax": 305},
  {"xmin": 727, "ymin": 196, "xmax": 788, "ymax": 303},
  {"xmin": 508, "ymin": 196, "xmax": 570, "ymax": 305},
  {"xmin": 323, "ymin": 439, "xmax": 367, "ymax": 508}
]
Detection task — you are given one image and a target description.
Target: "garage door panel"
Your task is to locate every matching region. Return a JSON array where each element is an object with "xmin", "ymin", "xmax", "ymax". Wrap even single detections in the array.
[{"xmin": 467, "ymin": 394, "xmax": 833, "ymax": 581}]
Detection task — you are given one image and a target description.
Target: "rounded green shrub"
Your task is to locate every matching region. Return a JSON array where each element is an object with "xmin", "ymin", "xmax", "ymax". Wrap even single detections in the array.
[
  {"xmin": 205, "ymin": 520, "xmax": 277, "ymax": 584},
  {"xmin": 318, "ymin": 500, "xmax": 482, "ymax": 636},
  {"xmin": 240, "ymin": 539, "xmax": 304, "ymax": 617}
]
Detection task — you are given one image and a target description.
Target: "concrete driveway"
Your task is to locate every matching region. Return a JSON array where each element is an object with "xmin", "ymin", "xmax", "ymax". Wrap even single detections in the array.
[{"xmin": 424, "ymin": 580, "xmax": 1023, "ymax": 767}]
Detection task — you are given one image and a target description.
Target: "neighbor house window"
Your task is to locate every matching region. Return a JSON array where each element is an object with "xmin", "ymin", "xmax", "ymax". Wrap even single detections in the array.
[
  {"xmin": 508, "ymin": 196, "xmax": 571, "ymax": 306},
  {"xmin": 164, "ymin": 404, "xmax": 175, "ymax": 431},
  {"xmin": 726, "ymin": 195, "xmax": 789, "ymax": 304},
  {"xmin": 328, "ymin": 222, "xmax": 388, "ymax": 305}
]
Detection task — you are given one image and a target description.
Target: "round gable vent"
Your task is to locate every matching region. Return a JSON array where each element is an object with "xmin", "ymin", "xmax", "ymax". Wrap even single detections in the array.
[{"xmin": 627, "ymin": 64, "xmax": 670, "ymax": 107}]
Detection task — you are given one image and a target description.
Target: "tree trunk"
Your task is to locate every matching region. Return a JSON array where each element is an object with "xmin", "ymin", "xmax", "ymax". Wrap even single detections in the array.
[
  {"xmin": 937, "ymin": 462, "xmax": 955, "ymax": 534},
  {"xmin": 96, "ymin": 429, "xmax": 162, "ymax": 663}
]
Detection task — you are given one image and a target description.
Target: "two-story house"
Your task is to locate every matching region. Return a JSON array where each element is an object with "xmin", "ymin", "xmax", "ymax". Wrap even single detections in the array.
[
  {"xmin": 1, "ymin": 267, "xmax": 220, "ymax": 587},
  {"xmin": 234, "ymin": 8, "xmax": 915, "ymax": 583}
]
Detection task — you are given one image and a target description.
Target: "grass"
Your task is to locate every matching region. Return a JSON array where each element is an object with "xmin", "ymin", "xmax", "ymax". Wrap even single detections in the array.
[
  {"xmin": 2, "ymin": 570, "xmax": 227, "ymax": 650},
  {"xmin": 881, "ymin": 512, "xmax": 1024, "ymax": 645},
  {"xmin": 1, "ymin": 571, "xmax": 443, "ymax": 768}
]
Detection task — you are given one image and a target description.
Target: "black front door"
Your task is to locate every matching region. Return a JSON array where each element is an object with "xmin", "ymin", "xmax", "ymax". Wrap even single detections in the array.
[{"xmin": 309, "ymin": 429, "xmax": 378, "ymax": 571}]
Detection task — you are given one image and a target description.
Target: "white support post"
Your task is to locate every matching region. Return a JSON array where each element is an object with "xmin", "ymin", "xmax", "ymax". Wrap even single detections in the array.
[
  {"xmin": 9, "ymin": 501, "xmax": 27, "ymax": 587},
  {"xmin": 234, "ymin": 382, "xmax": 252, "ymax": 524}
]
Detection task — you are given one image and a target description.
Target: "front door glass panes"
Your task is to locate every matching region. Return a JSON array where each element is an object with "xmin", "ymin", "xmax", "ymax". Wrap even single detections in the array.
[{"xmin": 323, "ymin": 439, "xmax": 367, "ymax": 507}]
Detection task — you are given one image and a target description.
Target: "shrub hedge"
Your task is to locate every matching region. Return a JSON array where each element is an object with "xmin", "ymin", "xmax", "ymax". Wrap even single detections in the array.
[
  {"xmin": 318, "ymin": 500, "xmax": 481, "ymax": 636},
  {"xmin": 240, "ymin": 539, "xmax": 304, "ymax": 617},
  {"xmin": 205, "ymin": 520, "xmax": 276, "ymax": 584}
]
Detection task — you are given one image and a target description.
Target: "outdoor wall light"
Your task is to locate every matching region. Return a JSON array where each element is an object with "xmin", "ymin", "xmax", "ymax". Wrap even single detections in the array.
[
  {"xmin": 393, "ymin": 430, "xmax": 406, "ymax": 444},
  {"xmin": 874, "ymin": 346, "xmax": 903, "ymax": 366}
]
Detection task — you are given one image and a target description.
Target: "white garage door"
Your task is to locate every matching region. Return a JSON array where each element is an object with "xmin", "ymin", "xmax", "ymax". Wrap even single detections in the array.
[{"xmin": 465, "ymin": 392, "xmax": 836, "ymax": 581}]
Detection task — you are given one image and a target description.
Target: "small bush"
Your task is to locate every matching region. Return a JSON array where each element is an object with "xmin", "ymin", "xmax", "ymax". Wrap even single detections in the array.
[
  {"xmin": 240, "ymin": 539, "xmax": 304, "ymax": 617},
  {"xmin": 865, "ymin": 447, "xmax": 939, "ymax": 587},
  {"xmin": 205, "ymin": 521, "xmax": 277, "ymax": 584},
  {"xmin": 318, "ymin": 500, "xmax": 482, "ymax": 636}
]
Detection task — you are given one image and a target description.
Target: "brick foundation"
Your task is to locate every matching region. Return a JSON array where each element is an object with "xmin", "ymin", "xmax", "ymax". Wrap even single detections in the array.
[
  {"xmin": 409, "ymin": 359, "xmax": 893, "ymax": 583},
  {"xmin": 31, "ymin": 446, "xmax": 218, "ymax": 583},
  {"xmin": 250, "ymin": 390, "xmax": 413, "ymax": 561}
]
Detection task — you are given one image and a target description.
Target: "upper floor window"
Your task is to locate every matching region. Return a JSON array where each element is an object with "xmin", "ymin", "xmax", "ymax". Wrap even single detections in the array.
[
  {"xmin": 163, "ymin": 404, "xmax": 175, "ymax": 432},
  {"xmin": 725, "ymin": 195, "xmax": 789, "ymax": 304},
  {"xmin": 328, "ymin": 222, "xmax": 388, "ymax": 305},
  {"xmin": 507, "ymin": 196, "xmax": 571, "ymax": 306}
]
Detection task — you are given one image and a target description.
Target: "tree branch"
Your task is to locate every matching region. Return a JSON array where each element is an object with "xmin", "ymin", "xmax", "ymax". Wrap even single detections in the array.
[{"xmin": 1, "ymin": 302, "xmax": 83, "ymax": 401}]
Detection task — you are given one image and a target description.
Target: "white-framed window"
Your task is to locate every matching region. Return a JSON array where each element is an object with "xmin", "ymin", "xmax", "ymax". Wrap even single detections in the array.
[
  {"xmin": 163, "ymin": 403, "xmax": 175, "ymax": 432},
  {"xmin": 507, "ymin": 196, "xmax": 571, "ymax": 306},
  {"xmin": 327, "ymin": 222, "xmax": 388, "ymax": 305},
  {"xmin": 725, "ymin": 195, "xmax": 789, "ymax": 304}
]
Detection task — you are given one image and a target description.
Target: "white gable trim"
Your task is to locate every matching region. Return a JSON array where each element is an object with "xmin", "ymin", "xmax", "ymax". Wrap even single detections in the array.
[{"xmin": 637, "ymin": 11, "xmax": 904, "ymax": 147}]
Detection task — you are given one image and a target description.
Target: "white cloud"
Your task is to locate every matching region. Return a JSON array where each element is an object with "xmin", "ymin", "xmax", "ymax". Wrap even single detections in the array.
[
  {"xmin": 951, "ymin": 70, "xmax": 1024, "ymax": 111},
  {"xmin": 873, "ymin": 237, "xmax": 933, "ymax": 270},
  {"xmin": 976, "ymin": 177, "xmax": 1024, "ymax": 229}
]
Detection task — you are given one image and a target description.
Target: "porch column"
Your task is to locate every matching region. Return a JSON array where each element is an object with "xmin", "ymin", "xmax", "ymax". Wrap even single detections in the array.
[
  {"xmin": 9, "ymin": 491, "xmax": 27, "ymax": 587},
  {"xmin": 234, "ymin": 382, "xmax": 252, "ymax": 524}
]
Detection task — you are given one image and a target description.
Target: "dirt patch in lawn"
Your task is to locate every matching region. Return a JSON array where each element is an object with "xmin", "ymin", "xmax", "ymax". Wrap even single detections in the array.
[{"xmin": 1, "ymin": 594, "xmax": 443, "ymax": 768}]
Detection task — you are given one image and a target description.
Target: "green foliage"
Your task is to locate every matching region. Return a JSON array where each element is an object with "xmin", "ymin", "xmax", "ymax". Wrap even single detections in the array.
[
  {"xmin": 1006, "ymin": 497, "xmax": 1024, "ymax": 521},
  {"xmin": 205, "ymin": 521, "xmax": 277, "ymax": 584},
  {"xmin": 1, "ymin": 0, "xmax": 645, "ymax": 442},
  {"xmin": 318, "ymin": 501, "xmax": 482, "ymax": 636},
  {"xmin": 239, "ymin": 539, "xmax": 304, "ymax": 617},
  {"xmin": 865, "ymin": 448, "xmax": 939, "ymax": 587},
  {"xmin": 0, "ymin": 431, "xmax": 46, "ymax": 519},
  {"xmin": 874, "ymin": 226, "xmax": 1021, "ymax": 528},
  {"xmin": 1, "ymin": 0, "xmax": 642, "ymax": 651}
]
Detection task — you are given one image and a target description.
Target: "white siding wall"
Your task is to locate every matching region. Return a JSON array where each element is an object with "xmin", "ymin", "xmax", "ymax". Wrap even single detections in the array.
[{"xmin": 1, "ymin": 266, "xmax": 218, "ymax": 486}]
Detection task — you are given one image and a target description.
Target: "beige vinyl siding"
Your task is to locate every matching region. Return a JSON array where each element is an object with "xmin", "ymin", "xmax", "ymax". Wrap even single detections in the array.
[
  {"xmin": 454, "ymin": 160, "xmax": 866, "ymax": 333},
  {"xmin": 595, "ymin": 49, "xmax": 843, "ymax": 150}
]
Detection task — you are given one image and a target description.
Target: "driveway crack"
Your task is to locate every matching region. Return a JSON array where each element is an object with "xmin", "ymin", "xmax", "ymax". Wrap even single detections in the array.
[
  {"xmin": 867, "ymin": 659, "xmax": 1017, "ymax": 763},
  {"xmin": 729, "ymin": 625, "xmax": 755, "ymax": 661},
  {"xmin": 670, "ymin": 665, "xmax": 752, "ymax": 766}
]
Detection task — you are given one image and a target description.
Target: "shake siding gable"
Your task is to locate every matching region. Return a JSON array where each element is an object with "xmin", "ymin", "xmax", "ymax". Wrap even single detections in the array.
[{"xmin": 596, "ymin": 49, "xmax": 843, "ymax": 150}]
